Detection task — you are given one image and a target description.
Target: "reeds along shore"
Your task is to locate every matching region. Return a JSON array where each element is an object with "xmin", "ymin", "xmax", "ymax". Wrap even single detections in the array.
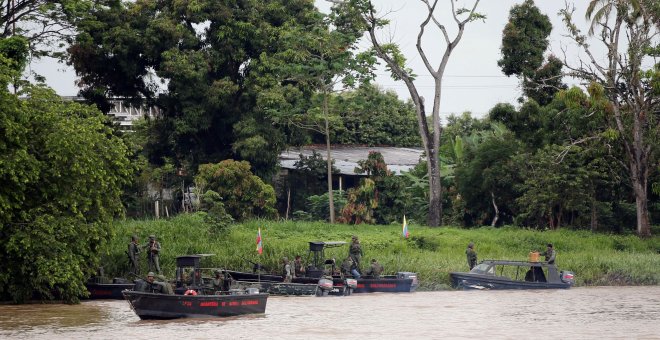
[{"xmin": 103, "ymin": 214, "xmax": 660, "ymax": 289}]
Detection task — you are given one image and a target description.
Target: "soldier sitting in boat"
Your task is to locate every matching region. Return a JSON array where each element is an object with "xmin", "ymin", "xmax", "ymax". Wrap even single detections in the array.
[
  {"xmin": 136, "ymin": 272, "xmax": 166, "ymax": 294},
  {"xmin": 365, "ymin": 258, "xmax": 384, "ymax": 279},
  {"xmin": 155, "ymin": 274, "xmax": 175, "ymax": 294},
  {"xmin": 341, "ymin": 256, "xmax": 361, "ymax": 279},
  {"xmin": 211, "ymin": 270, "xmax": 230, "ymax": 293},
  {"xmin": 293, "ymin": 255, "xmax": 305, "ymax": 278}
]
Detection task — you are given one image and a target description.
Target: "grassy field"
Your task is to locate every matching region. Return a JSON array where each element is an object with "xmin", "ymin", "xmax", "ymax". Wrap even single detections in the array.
[{"xmin": 102, "ymin": 213, "xmax": 660, "ymax": 290}]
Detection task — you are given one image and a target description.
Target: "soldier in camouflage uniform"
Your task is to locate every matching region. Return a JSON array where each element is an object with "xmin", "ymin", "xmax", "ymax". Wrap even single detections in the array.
[
  {"xmin": 145, "ymin": 272, "xmax": 164, "ymax": 294},
  {"xmin": 540, "ymin": 243, "xmax": 556, "ymax": 264},
  {"xmin": 127, "ymin": 235, "xmax": 141, "ymax": 275},
  {"xmin": 341, "ymin": 256, "xmax": 361, "ymax": 279},
  {"xmin": 293, "ymin": 255, "xmax": 305, "ymax": 278},
  {"xmin": 349, "ymin": 235, "xmax": 363, "ymax": 274},
  {"xmin": 211, "ymin": 270, "xmax": 226, "ymax": 292},
  {"xmin": 144, "ymin": 235, "xmax": 161, "ymax": 274},
  {"xmin": 466, "ymin": 242, "xmax": 477, "ymax": 270},
  {"xmin": 365, "ymin": 259, "xmax": 384, "ymax": 279}
]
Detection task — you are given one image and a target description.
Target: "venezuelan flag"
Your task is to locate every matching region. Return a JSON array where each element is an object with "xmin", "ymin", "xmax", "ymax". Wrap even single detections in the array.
[
  {"xmin": 402, "ymin": 215, "xmax": 410, "ymax": 238},
  {"xmin": 256, "ymin": 228, "xmax": 263, "ymax": 255}
]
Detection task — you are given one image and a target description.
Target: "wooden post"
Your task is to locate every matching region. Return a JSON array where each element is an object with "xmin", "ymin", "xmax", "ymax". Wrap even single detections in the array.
[
  {"xmin": 155, "ymin": 200, "xmax": 160, "ymax": 219},
  {"xmin": 285, "ymin": 188, "xmax": 291, "ymax": 221}
]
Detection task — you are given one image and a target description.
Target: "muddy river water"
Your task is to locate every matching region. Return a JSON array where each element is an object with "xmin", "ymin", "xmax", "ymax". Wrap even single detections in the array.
[{"xmin": 0, "ymin": 286, "xmax": 658, "ymax": 339}]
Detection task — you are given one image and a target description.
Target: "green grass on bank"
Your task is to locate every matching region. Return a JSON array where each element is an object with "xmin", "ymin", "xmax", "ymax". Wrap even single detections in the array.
[{"xmin": 102, "ymin": 213, "xmax": 660, "ymax": 290}]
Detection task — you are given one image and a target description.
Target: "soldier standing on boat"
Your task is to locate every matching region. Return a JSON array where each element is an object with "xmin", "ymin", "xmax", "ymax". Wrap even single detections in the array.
[
  {"xmin": 127, "ymin": 235, "xmax": 141, "ymax": 276},
  {"xmin": 145, "ymin": 235, "xmax": 161, "ymax": 274},
  {"xmin": 366, "ymin": 258, "xmax": 384, "ymax": 278},
  {"xmin": 293, "ymin": 255, "xmax": 305, "ymax": 278},
  {"xmin": 540, "ymin": 243, "xmax": 556, "ymax": 264},
  {"xmin": 349, "ymin": 235, "xmax": 363, "ymax": 274},
  {"xmin": 466, "ymin": 242, "xmax": 477, "ymax": 270},
  {"xmin": 282, "ymin": 257, "xmax": 293, "ymax": 283}
]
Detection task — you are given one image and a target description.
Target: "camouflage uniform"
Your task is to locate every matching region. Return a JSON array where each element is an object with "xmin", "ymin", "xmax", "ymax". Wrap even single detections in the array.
[
  {"xmin": 349, "ymin": 236, "xmax": 363, "ymax": 272},
  {"xmin": 128, "ymin": 235, "xmax": 141, "ymax": 275},
  {"xmin": 540, "ymin": 244, "xmax": 556, "ymax": 264},
  {"xmin": 145, "ymin": 272, "xmax": 164, "ymax": 294},
  {"xmin": 144, "ymin": 235, "xmax": 161, "ymax": 274},
  {"xmin": 366, "ymin": 259, "xmax": 384, "ymax": 279},
  {"xmin": 293, "ymin": 257, "xmax": 305, "ymax": 278},
  {"xmin": 211, "ymin": 271, "xmax": 225, "ymax": 292},
  {"xmin": 340, "ymin": 257, "xmax": 354, "ymax": 276},
  {"xmin": 466, "ymin": 242, "xmax": 477, "ymax": 270}
]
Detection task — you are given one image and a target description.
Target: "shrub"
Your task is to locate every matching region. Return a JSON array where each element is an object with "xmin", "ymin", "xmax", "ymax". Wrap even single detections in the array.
[{"xmin": 195, "ymin": 160, "xmax": 277, "ymax": 221}]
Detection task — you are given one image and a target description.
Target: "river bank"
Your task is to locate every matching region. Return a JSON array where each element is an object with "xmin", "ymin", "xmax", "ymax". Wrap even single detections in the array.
[{"xmin": 100, "ymin": 213, "xmax": 660, "ymax": 289}]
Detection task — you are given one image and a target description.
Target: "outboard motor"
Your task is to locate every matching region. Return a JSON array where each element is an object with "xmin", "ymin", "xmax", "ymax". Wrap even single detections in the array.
[
  {"xmin": 245, "ymin": 287, "xmax": 260, "ymax": 295},
  {"xmin": 343, "ymin": 278, "xmax": 357, "ymax": 296},
  {"xmin": 560, "ymin": 271, "xmax": 575, "ymax": 285},
  {"xmin": 317, "ymin": 277, "xmax": 334, "ymax": 296},
  {"xmin": 397, "ymin": 272, "xmax": 419, "ymax": 292},
  {"xmin": 133, "ymin": 279, "xmax": 148, "ymax": 292}
]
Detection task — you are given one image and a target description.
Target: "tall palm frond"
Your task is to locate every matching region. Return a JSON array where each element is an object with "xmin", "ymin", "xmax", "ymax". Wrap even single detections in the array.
[{"xmin": 585, "ymin": 0, "xmax": 642, "ymax": 35}]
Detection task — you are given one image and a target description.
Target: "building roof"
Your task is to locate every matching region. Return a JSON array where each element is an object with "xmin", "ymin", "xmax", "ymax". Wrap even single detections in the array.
[{"xmin": 279, "ymin": 145, "xmax": 424, "ymax": 175}]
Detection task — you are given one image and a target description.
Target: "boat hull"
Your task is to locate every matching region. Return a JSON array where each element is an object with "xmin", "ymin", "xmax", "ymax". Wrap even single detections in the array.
[
  {"xmin": 122, "ymin": 290, "xmax": 268, "ymax": 319},
  {"xmin": 350, "ymin": 277, "xmax": 416, "ymax": 293},
  {"xmin": 450, "ymin": 273, "xmax": 571, "ymax": 290},
  {"xmin": 232, "ymin": 281, "xmax": 318, "ymax": 296},
  {"xmin": 85, "ymin": 283, "xmax": 134, "ymax": 299},
  {"xmin": 224, "ymin": 270, "xmax": 417, "ymax": 293}
]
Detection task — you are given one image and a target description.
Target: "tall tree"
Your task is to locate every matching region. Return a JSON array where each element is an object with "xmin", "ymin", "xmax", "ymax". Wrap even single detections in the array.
[
  {"xmin": 260, "ymin": 5, "xmax": 374, "ymax": 223},
  {"xmin": 344, "ymin": 0, "xmax": 484, "ymax": 226},
  {"xmin": 561, "ymin": 1, "xmax": 659, "ymax": 236},
  {"xmin": 68, "ymin": 0, "xmax": 323, "ymax": 176},
  {"xmin": 498, "ymin": 0, "xmax": 565, "ymax": 105},
  {"xmin": 1, "ymin": 0, "xmax": 90, "ymax": 58},
  {"xmin": 1, "ymin": 37, "xmax": 133, "ymax": 303}
]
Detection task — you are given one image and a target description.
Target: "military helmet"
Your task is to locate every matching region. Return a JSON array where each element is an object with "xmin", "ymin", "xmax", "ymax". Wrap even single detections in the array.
[
  {"xmin": 147, "ymin": 272, "xmax": 155, "ymax": 277},
  {"xmin": 149, "ymin": 235, "xmax": 156, "ymax": 239},
  {"xmin": 468, "ymin": 242, "xmax": 474, "ymax": 248}
]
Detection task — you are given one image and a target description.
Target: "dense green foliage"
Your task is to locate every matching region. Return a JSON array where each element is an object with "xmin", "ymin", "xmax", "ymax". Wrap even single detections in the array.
[
  {"xmin": 0, "ymin": 0, "xmax": 92, "ymax": 58},
  {"xmin": 329, "ymin": 85, "xmax": 420, "ymax": 146},
  {"xmin": 0, "ymin": 39, "xmax": 133, "ymax": 303},
  {"xmin": 102, "ymin": 215, "xmax": 660, "ymax": 290},
  {"xmin": 195, "ymin": 160, "xmax": 277, "ymax": 221},
  {"xmin": 498, "ymin": 1, "xmax": 565, "ymax": 105},
  {"xmin": 69, "ymin": 0, "xmax": 325, "ymax": 175},
  {"xmin": 498, "ymin": 0, "xmax": 552, "ymax": 78}
]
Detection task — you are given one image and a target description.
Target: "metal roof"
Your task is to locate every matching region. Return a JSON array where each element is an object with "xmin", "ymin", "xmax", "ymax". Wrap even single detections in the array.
[{"xmin": 279, "ymin": 146, "xmax": 424, "ymax": 176}]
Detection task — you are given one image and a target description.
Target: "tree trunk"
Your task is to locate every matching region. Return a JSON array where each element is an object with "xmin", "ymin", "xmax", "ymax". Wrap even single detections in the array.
[
  {"xmin": 590, "ymin": 196, "xmax": 598, "ymax": 232},
  {"xmin": 427, "ymin": 151, "xmax": 442, "ymax": 226},
  {"xmin": 364, "ymin": 0, "xmax": 481, "ymax": 228},
  {"xmin": 324, "ymin": 91, "xmax": 335, "ymax": 224},
  {"xmin": 631, "ymin": 164, "xmax": 651, "ymax": 237},
  {"xmin": 490, "ymin": 191, "xmax": 499, "ymax": 227}
]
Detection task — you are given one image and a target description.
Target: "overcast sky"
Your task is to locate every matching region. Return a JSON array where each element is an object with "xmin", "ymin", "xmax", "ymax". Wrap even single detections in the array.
[{"xmin": 30, "ymin": 0, "xmax": 594, "ymax": 119}]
